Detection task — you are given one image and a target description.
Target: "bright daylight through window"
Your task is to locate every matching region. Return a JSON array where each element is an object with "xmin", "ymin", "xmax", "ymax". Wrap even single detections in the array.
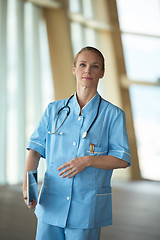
[
  {"xmin": 117, "ymin": 0, "xmax": 160, "ymax": 180},
  {"xmin": 5, "ymin": 0, "xmax": 54, "ymax": 184}
]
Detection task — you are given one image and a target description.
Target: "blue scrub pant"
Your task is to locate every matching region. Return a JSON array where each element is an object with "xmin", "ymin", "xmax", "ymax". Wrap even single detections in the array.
[{"xmin": 36, "ymin": 220, "xmax": 101, "ymax": 240}]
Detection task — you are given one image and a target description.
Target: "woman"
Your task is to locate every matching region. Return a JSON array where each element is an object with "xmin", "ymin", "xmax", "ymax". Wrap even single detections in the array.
[{"xmin": 23, "ymin": 46, "xmax": 131, "ymax": 240}]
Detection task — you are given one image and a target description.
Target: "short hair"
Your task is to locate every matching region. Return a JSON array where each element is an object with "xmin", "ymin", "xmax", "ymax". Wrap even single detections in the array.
[{"xmin": 73, "ymin": 46, "xmax": 105, "ymax": 70}]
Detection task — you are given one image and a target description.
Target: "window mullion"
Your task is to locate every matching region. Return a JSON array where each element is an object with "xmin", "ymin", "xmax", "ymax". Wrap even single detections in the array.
[{"xmin": 0, "ymin": 0, "xmax": 7, "ymax": 184}]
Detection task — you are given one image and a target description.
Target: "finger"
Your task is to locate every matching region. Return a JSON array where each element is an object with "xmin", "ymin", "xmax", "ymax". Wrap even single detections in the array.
[
  {"xmin": 68, "ymin": 171, "xmax": 78, "ymax": 179},
  {"xmin": 61, "ymin": 169, "xmax": 76, "ymax": 178},
  {"xmin": 23, "ymin": 190, "xmax": 27, "ymax": 198},
  {"xmin": 29, "ymin": 203, "xmax": 37, "ymax": 209},
  {"xmin": 24, "ymin": 196, "xmax": 27, "ymax": 201},
  {"xmin": 57, "ymin": 162, "xmax": 69, "ymax": 171},
  {"xmin": 59, "ymin": 166, "xmax": 72, "ymax": 176},
  {"xmin": 28, "ymin": 200, "xmax": 37, "ymax": 209},
  {"xmin": 24, "ymin": 199, "xmax": 28, "ymax": 205}
]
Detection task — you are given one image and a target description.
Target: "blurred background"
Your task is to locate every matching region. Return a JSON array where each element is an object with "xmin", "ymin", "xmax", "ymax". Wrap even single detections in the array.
[{"xmin": 0, "ymin": 0, "xmax": 160, "ymax": 239}]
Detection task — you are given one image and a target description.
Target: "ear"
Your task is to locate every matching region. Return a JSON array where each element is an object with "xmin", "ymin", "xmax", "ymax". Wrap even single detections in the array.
[
  {"xmin": 100, "ymin": 69, "xmax": 104, "ymax": 79},
  {"xmin": 72, "ymin": 65, "xmax": 76, "ymax": 75}
]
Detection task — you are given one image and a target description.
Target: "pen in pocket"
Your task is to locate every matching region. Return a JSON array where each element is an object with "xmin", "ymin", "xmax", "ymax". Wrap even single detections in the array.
[{"xmin": 90, "ymin": 143, "xmax": 95, "ymax": 154}]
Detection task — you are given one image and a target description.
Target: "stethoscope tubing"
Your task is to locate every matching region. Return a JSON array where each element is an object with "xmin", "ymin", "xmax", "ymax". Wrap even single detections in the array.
[
  {"xmin": 48, "ymin": 95, "xmax": 73, "ymax": 135},
  {"xmin": 48, "ymin": 94, "xmax": 101, "ymax": 138},
  {"xmin": 86, "ymin": 96, "xmax": 101, "ymax": 135}
]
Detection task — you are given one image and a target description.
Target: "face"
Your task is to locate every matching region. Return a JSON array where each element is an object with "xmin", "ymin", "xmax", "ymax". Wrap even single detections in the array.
[{"xmin": 73, "ymin": 51, "xmax": 104, "ymax": 91}]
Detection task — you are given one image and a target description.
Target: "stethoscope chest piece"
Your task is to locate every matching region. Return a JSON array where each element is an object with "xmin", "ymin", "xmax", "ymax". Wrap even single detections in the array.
[{"xmin": 82, "ymin": 132, "xmax": 87, "ymax": 139}]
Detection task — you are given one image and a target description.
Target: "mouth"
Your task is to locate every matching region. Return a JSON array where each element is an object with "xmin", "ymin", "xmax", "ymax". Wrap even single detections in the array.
[{"xmin": 82, "ymin": 77, "xmax": 93, "ymax": 80}]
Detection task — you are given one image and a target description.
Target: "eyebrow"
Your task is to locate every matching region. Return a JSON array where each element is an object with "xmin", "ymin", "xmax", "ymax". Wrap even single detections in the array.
[{"xmin": 79, "ymin": 60, "xmax": 100, "ymax": 65}]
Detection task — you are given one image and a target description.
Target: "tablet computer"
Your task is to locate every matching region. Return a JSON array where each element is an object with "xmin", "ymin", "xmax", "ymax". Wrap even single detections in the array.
[{"xmin": 27, "ymin": 170, "xmax": 38, "ymax": 206}]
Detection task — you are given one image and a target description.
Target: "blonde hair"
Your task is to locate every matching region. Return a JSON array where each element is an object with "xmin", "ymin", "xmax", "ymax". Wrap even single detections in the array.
[{"xmin": 73, "ymin": 46, "xmax": 105, "ymax": 70}]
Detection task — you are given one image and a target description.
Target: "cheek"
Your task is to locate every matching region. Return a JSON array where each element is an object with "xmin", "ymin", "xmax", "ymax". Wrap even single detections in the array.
[
  {"xmin": 75, "ymin": 71, "xmax": 82, "ymax": 81},
  {"xmin": 95, "ymin": 72, "xmax": 102, "ymax": 79},
  {"xmin": 77, "ymin": 69, "xmax": 84, "ymax": 76}
]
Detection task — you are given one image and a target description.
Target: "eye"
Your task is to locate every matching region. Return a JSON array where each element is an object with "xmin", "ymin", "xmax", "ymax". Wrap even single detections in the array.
[
  {"xmin": 92, "ymin": 65, "xmax": 99, "ymax": 69},
  {"xmin": 80, "ymin": 63, "xmax": 86, "ymax": 67}
]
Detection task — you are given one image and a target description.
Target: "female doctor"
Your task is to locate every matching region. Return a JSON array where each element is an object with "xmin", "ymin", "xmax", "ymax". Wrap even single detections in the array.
[{"xmin": 23, "ymin": 46, "xmax": 131, "ymax": 240}]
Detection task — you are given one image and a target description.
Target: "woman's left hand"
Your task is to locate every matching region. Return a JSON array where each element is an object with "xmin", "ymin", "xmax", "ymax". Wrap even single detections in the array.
[{"xmin": 58, "ymin": 156, "xmax": 89, "ymax": 178}]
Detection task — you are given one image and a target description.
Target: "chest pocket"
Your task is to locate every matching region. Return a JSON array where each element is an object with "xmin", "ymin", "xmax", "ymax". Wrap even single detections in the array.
[{"xmin": 86, "ymin": 146, "xmax": 108, "ymax": 156}]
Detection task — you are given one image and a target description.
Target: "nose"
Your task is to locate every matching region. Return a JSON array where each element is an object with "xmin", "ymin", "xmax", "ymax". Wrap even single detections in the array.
[{"xmin": 85, "ymin": 65, "xmax": 91, "ymax": 73}]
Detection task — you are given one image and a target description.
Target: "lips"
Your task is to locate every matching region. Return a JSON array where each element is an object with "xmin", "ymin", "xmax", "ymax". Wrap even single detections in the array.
[{"xmin": 82, "ymin": 77, "xmax": 93, "ymax": 80}]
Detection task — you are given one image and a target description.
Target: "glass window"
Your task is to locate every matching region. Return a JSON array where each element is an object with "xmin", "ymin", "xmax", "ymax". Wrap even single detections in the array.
[
  {"xmin": 7, "ymin": 0, "xmax": 19, "ymax": 183},
  {"xmin": 4, "ymin": 1, "xmax": 53, "ymax": 184},
  {"xmin": 130, "ymin": 85, "xmax": 160, "ymax": 181},
  {"xmin": 117, "ymin": 0, "xmax": 160, "ymax": 35},
  {"xmin": 82, "ymin": 0, "xmax": 94, "ymax": 18},
  {"xmin": 122, "ymin": 34, "xmax": 160, "ymax": 82},
  {"xmin": 70, "ymin": 22, "xmax": 98, "ymax": 56},
  {"xmin": 69, "ymin": 0, "xmax": 97, "ymax": 56},
  {"xmin": 117, "ymin": 0, "xmax": 160, "ymax": 180},
  {"xmin": 25, "ymin": 4, "xmax": 54, "ymax": 182},
  {"xmin": 84, "ymin": 27, "xmax": 97, "ymax": 47},
  {"xmin": 70, "ymin": 22, "xmax": 85, "ymax": 55},
  {"xmin": 69, "ymin": 0, "xmax": 81, "ymax": 13},
  {"xmin": 69, "ymin": 0, "xmax": 94, "ymax": 18},
  {"xmin": 39, "ymin": 16, "xmax": 54, "ymax": 112}
]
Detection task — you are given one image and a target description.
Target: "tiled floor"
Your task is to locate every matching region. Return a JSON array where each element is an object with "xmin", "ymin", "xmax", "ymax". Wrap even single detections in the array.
[{"xmin": 0, "ymin": 181, "xmax": 160, "ymax": 240}]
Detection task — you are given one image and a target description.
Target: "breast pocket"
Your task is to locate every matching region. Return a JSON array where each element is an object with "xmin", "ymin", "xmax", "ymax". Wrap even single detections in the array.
[
  {"xmin": 86, "ymin": 146, "xmax": 108, "ymax": 156},
  {"xmin": 95, "ymin": 187, "xmax": 112, "ymax": 226}
]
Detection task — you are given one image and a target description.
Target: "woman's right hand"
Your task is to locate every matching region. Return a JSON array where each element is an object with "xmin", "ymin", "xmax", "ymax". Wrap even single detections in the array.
[{"xmin": 23, "ymin": 188, "xmax": 37, "ymax": 209}]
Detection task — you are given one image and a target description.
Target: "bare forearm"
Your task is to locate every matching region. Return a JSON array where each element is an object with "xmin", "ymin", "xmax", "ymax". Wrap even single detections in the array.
[
  {"xmin": 87, "ymin": 155, "xmax": 129, "ymax": 170},
  {"xmin": 58, "ymin": 154, "xmax": 129, "ymax": 179}
]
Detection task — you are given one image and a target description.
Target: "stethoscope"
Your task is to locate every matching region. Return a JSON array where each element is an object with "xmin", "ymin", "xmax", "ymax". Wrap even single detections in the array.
[{"xmin": 48, "ymin": 94, "xmax": 102, "ymax": 139}]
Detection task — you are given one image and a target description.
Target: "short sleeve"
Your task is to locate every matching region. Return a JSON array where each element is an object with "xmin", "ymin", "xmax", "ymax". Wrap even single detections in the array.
[
  {"xmin": 27, "ymin": 103, "xmax": 51, "ymax": 158},
  {"xmin": 108, "ymin": 109, "xmax": 131, "ymax": 166}
]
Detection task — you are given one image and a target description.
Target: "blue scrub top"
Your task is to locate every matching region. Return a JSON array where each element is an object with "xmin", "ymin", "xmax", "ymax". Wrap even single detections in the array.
[{"xmin": 27, "ymin": 92, "xmax": 131, "ymax": 229}]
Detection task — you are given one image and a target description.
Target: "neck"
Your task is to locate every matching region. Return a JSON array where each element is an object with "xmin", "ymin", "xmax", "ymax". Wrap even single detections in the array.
[{"xmin": 76, "ymin": 88, "xmax": 97, "ymax": 110}]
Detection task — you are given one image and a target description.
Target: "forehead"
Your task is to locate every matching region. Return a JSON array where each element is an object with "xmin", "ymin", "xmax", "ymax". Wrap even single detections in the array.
[{"xmin": 76, "ymin": 51, "xmax": 103, "ymax": 64}]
